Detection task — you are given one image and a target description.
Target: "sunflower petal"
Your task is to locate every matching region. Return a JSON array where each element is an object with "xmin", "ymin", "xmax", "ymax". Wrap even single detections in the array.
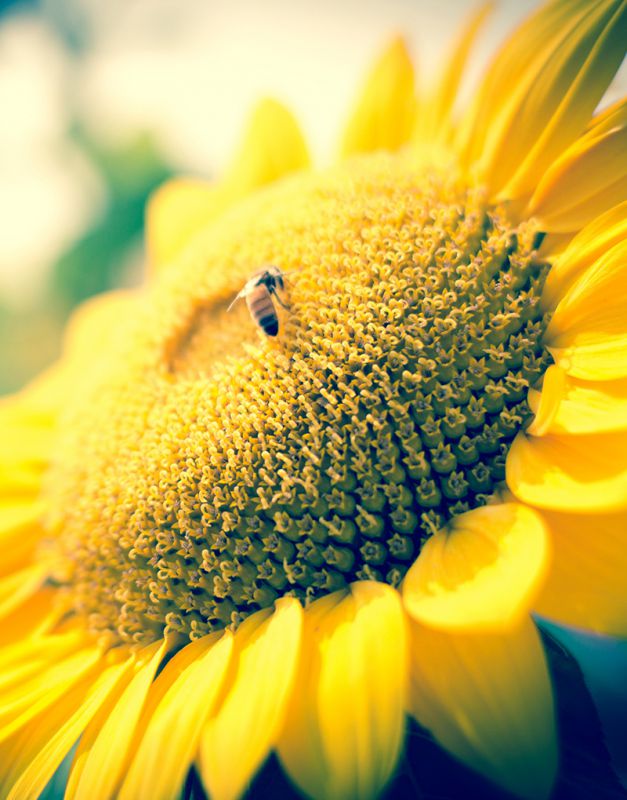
[
  {"xmin": 65, "ymin": 639, "xmax": 166, "ymax": 800},
  {"xmin": 458, "ymin": 0, "xmax": 591, "ymax": 168},
  {"xmin": 544, "ymin": 239, "xmax": 627, "ymax": 379},
  {"xmin": 0, "ymin": 501, "xmax": 45, "ymax": 577},
  {"xmin": 0, "ymin": 631, "xmax": 87, "ymax": 691},
  {"xmin": 119, "ymin": 632, "xmax": 233, "ymax": 800},
  {"xmin": 548, "ymin": 338, "xmax": 627, "ymax": 381},
  {"xmin": 199, "ymin": 598, "xmax": 303, "ymax": 800},
  {"xmin": 528, "ymin": 365, "xmax": 627, "ymax": 436},
  {"xmin": 534, "ymin": 508, "xmax": 627, "ymax": 636},
  {"xmin": 528, "ymin": 100, "xmax": 627, "ymax": 232},
  {"xmin": 0, "ymin": 397, "xmax": 56, "ymax": 503},
  {"xmin": 278, "ymin": 583, "xmax": 407, "ymax": 800},
  {"xmin": 541, "ymin": 201, "xmax": 627, "ymax": 309},
  {"xmin": 0, "ymin": 588, "xmax": 61, "ymax": 646},
  {"xmin": 340, "ymin": 37, "xmax": 416, "ymax": 157},
  {"xmin": 408, "ymin": 616, "xmax": 557, "ymax": 800},
  {"xmin": 420, "ymin": 2, "xmax": 493, "ymax": 141},
  {"xmin": 403, "ymin": 503, "xmax": 549, "ymax": 632},
  {"xmin": 0, "ymin": 564, "xmax": 47, "ymax": 621},
  {"xmin": 0, "ymin": 652, "xmax": 131, "ymax": 800},
  {"xmin": 545, "ymin": 239, "xmax": 627, "ymax": 337},
  {"xmin": 148, "ymin": 98, "xmax": 309, "ymax": 273},
  {"xmin": 0, "ymin": 645, "xmax": 101, "ymax": 742},
  {"xmin": 498, "ymin": 0, "xmax": 627, "ymax": 200},
  {"xmin": 146, "ymin": 179, "xmax": 228, "ymax": 272},
  {"xmin": 507, "ymin": 430, "xmax": 627, "ymax": 512}
]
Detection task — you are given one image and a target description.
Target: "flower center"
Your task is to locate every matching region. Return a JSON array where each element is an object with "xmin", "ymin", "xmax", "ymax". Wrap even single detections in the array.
[{"xmin": 45, "ymin": 155, "xmax": 552, "ymax": 645}]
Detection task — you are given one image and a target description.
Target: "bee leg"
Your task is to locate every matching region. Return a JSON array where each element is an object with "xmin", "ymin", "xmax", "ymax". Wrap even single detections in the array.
[{"xmin": 272, "ymin": 289, "xmax": 290, "ymax": 310}]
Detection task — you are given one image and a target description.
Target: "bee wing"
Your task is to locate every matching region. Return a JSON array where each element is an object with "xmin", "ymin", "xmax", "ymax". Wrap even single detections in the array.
[{"xmin": 227, "ymin": 288, "xmax": 247, "ymax": 312}]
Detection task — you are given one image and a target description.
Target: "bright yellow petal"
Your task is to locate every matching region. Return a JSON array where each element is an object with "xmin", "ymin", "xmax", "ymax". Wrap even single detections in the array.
[
  {"xmin": 541, "ymin": 201, "xmax": 627, "ymax": 309},
  {"xmin": 0, "ymin": 588, "xmax": 61, "ymax": 646},
  {"xmin": 65, "ymin": 639, "xmax": 166, "ymax": 800},
  {"xmin": 498, "ymin": 0, "xmax": 627, "ymax": 201},
  {"xmin": 544, "ymin": 239, "xmax": 627, "ymax": 379},
  {"xmin": 119, "ymin": 632, "xmax": 233, "ymax": 800},
  {"xmin": 507, "ymin": 430, "xmax": 627, "ymax": 512},
  {"xmin": 0, "ymin": 564, "xmax": 47, "ymax": 621},
  {"xmin": 199, "ymin": 598, "xmax": 303, "ymax": 800},
  {"xmin": 528, "ymin": 101, "xmax": 627, "ymax": 231},
  {"xmin": 0, "ymin": 631, "xmax": 87, "ymax": 690},
  {"xmin": 548, "ymin": 337, "xmax": 627, "ymax": 381},
  {"xmin": 0, "ymin": 394, "xmax": 56, "ymax": 503},
  {"xmin": 340, "ymin": 37, "xmax": 416, "ymax": 157},
  {"xmin": 0, "ymin": 645, "xmax": 102, "ymax": 742},
  {"xmin": 458, "ymin": 0, "xmax": 591, "ymax": 169},
  {"xmin": 0, "ymin": 652, "xmax": 131, "ymax": 800},
  {"xmin": 402, "ymin": 503, "xmax": 549, "ymax": 632},
  {"xmin": 0, "ymin": 405, "xmax": 54, "ymax": 475},
  {"xmin": 419, "ymin": 2, "xmax": 493, "ymax": 142},
  {"xmin": 146, "ymin": 178, "xmax": 229, "ymax": 272},
  {"xmin": 545, "ymin": 239, "xmax": 626, "ymax": 338},
  {"xmin": 228, "ymin": 97, "xmax": 309, "ymax": 191},
  {"xmin": 534, "ymin": 508, "xmax": 627, "ymax": 637},
  {"xmin": 278, "ymin": 583, "xmax": 407, "ymax": 800},
  {"xmin": 408, "ymin": 616, "xmax": 557, "ymax": 800},
  {"xmin": 148, "ymin": 98, "xmax": 309, "ymax": 274},
  {"xmin": 528, "ymin": 365, "xmax": 627, "ymax": 436},
  {"xmin": 61, "ymin": 288, "xmax": 138, "ymax": 367},
  {"xmin": 0, "ymin": 501, "xmax": 45, "ymax": 577}
]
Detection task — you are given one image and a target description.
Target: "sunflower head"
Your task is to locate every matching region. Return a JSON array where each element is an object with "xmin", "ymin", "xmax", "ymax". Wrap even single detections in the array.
[
  {"xmin": 44, "ymin": 153, "xmax": 554, "ymax": 646},
  {"xmin": 2, "ymin": 2, "xmax": 626, "ymax": 799}
]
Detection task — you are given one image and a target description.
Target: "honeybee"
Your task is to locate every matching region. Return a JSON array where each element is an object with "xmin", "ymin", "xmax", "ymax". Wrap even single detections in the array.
[{"xmin": 228, "ymin": 266, "xmax": 289, "ymax": 336}]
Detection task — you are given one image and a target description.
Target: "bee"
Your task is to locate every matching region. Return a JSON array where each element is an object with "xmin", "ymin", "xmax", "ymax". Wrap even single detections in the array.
[{"xmin": 227, "ymin": 266, "xmax": 289, "ymax": 336}]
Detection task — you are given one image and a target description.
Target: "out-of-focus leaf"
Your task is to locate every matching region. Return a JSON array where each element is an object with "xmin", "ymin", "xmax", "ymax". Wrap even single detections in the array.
[{"xmin": 48, "ymin": 128, "xmax": 173, "ymax": 310}]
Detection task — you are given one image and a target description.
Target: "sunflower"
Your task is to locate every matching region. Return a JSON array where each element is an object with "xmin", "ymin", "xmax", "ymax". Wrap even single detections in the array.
[{"xmin": 2, "ymin": 1, "xmax": 627, "ymax": 798}]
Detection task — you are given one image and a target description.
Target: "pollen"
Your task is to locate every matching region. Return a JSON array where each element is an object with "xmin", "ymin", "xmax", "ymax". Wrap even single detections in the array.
[{"xmin": 44, "ymin": 154, "xmax": 552, "ymax": 645}]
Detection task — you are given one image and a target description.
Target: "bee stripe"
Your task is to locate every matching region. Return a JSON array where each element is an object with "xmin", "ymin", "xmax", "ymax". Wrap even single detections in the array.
[{"xmin": 261, "ymin": 317, "xmax": 279, "ymax": 335}]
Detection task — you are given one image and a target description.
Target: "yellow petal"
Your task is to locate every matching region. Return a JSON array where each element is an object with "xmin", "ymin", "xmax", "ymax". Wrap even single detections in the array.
[
  {"xmin": 544, "ymin": 239, "xmax": 627, "ymax": 379},
  {"xmin": 528, "ymin": 101, "xmax": 627, "ymax": 231},
  {"xmin": 408, "ymin": 616, "xmax": 557, "ymax": 800},
  {"xmin": 199, "ymin": 598, "xmax": 303, "ymax": 800},
  {"xmin": 0, "ymin": 630, "xmax": 86, "ymax": 691},
  {"xmin": 541, "ymin": 200, "xmax": 627, "ymax": 309},
  {"xmin": 545, "ymin": 240, "xmax": 627, "ymax": 339},
  {"xmin": 340, "ymin": 37, "xmax": 416, "ymax": 157},
  {"xmin": 419, "ymin": 2, "xmax": 493, "ymax": 142},
  {"xmin": 507, "ymin": 430, "xmax": 627, "ymax": 512},
  {"xmin": 498, "ymin": 0, "xmax": 627, "ymax": 201},
  {"xmin": 0, "ymin": 588, "xmax": 61, "ymax": 646},
  {"xmin": 148, "ymin": 98, "xmax": 309, "ymax": 274},
  {"xmin": 146, "ymin": 178, "xmax": 229, "ymax": 272},
  {"xmin": 528, "ymin": 365, "xmax": 627, "ymax": 436},
  {"xmin": 0, "ymin": 564, "xmax": 47, "ymax": 621},
  {"xmin": 548, "ymin": 337, "xmax": 627, "ymax": 381},
  {"xmin": 119, "ymin": 632, "xmax": 233, "ymax": 800},
  {"xmin": 65, "ymin": 639, "xmax": 166, "ymax": 800},
  {"xmin": 458, "ymin": 0, "xmax": 581, "ymax": 165},
  {"xmin": 0, "ymin": 645, "xmax": 101, "ymax": 742},
  {"xmin": 403, "ymin": 503, "xmax": 549, "ymax": 632},
  {"xmin": 534, "ymin": 508, "xmax": 627, "ymax": 636},
  {"xmin": 0, "ymin": 403, "xmax": 55, "ymax": 473},
  {"xmin": 278, "ymin": 583, "xmax": 407, "ymax": 800},
  {"xmin": 228, "ymin": 98, "xmax": 309, "ymax": 192},
  {"xmin": 0, "ymin": 501, "xmax": 44, "ymax": 577},
  {"xmin": 0, "ymin": 393, "xmax": 56, "ymax": 503},
  {"xmin": 0, "ymin": 652, "xmax": 131, "ymax": 800},
  {"xmin": 62, "ymin": 288, "xmax": 137, "ymax": 366}
]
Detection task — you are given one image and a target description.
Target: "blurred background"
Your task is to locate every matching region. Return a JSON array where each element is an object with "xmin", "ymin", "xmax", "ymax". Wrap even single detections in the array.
[
  {"xmin": 1, "ymin": 0, "xmax": 626, "ymax": 791},
  {"xmin": 0, "ymin": 0, "xmax": 552, "ymax": 393}
]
